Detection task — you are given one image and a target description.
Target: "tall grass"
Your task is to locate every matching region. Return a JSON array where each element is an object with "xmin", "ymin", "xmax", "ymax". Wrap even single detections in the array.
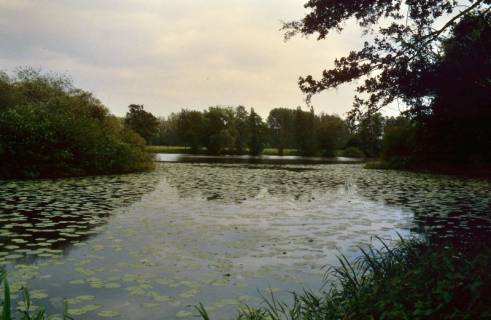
[
  {"xmin": 198, "ymin": 237, "xmax": 491, "ymax": 319},
  {"xmin": 0, "ymin": 271, "xmax": 70, "ymax": 320}
]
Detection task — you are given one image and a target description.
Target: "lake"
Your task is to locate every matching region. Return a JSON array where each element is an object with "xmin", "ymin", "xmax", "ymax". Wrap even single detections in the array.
[{"xmin": 1, "ymin": 159, "xmax": 490, "ymax": 319}]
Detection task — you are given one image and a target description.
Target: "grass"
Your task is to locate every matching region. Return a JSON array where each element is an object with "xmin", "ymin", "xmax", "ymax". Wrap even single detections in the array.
[
  {"xmin": 145, "ymin": 145, "xmax": 191, "ymax": 154},
  {"xmin": 197, "ymin": 237, "xmax": 491, "ymax": 319},
  {"xmin": 146, "ymin": 146, "xmax": 299, "ymax": 156},
  {"xmin": 260, "ymin": 148, "xmax": 298, "ymax": 156},
  {"xmin": 0, "ymin": 270, "xmax": 70, "ymax": 320}
]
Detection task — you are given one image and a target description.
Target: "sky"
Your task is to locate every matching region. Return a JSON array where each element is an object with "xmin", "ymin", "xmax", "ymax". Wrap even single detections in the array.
[{"xmin": 0, "ymin": 0, "xmax": 398, "ymax": 118}]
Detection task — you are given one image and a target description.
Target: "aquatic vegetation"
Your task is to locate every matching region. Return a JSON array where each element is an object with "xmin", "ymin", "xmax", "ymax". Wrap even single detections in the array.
[
  {"xmin": 0, "ymin": 163, "xmax": 490, "ymax": 319},
  {"xmin": 0, "ymin": 270, "xmax": 70, "ymax": 320},
  {"xmin": 197, "ymin": 237, "xmax": 491, "ymax": 319}
]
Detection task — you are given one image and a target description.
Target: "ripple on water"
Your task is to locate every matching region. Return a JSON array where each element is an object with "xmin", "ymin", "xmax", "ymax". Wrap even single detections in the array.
[{"xmin": 0, "ymin": 163, "xmax": 490, "ymax": 319}]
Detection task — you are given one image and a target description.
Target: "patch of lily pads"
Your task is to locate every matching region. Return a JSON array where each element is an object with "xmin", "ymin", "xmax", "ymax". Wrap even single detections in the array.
[{"xmin": 0, "ymin": 163, "xmax": 490, "ymax": 319}]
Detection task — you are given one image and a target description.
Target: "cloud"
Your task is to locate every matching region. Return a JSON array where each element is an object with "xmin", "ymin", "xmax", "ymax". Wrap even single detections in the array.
[{"xmin": 0, "ymin": 0, "xmax": 366, "ymax": 117}]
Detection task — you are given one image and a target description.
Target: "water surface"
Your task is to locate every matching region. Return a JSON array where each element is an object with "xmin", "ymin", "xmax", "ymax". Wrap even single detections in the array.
[{"xmin": 0, "ymin": 162, "xmax": 490, "ymax": 319}]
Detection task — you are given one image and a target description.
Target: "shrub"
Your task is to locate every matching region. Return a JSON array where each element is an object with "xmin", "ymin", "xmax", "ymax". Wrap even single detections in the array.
[{"xmin": 0, "ymin": 68, "xmax": 153, "ymax": 179}]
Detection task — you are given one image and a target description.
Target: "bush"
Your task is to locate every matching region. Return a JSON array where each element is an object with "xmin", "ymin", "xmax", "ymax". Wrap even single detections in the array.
[
  {"xmin": 0, "ymin": 68, "xmax": 154, "ymax": 179},
  {"xmin": 341, "ymin": 147, "xmax": 365, "ymax": 158}
]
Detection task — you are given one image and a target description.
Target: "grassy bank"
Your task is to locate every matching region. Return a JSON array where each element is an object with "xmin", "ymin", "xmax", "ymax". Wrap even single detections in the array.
[
  {"xmin": 146, "ymin": 146, "xmax": 366, "ymax": 158},
  {"xmin": 198, "ymin": 237, "xmax": 491, "ymax": 319},
  {"xmin": 146, "ymin": 146, "xmax": 299, "ymax": 156}
]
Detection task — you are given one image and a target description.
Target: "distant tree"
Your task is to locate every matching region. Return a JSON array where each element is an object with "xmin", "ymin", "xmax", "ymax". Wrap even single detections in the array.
[
  {"xmin": 357, "ymin": 113, "xmax": 385, "ymax": 158},
  {"xmin": 124, "ymin": 104, "xmax": 159, "ymax": 143},
  {"xmin": 382, "ymin": 116, "xmax": 418, "ymax": 160},
  {"xmin": 177, "ymin": 110, "xmax": 205, "ymax": 153},
  {"xmin": 234, "ymin": 106, "xmax": 250, "ymax": 154},
  {"xmin": 154, "ymin": 113, "xmax": 181, "ymax": 146},
  {"xmin": 295, "ymin": 106, "xmax": 318, "ymax": 156},
  {"xmin": 248, "ymin": 108, "xmax": 266, "ymax": 156},
  {"xmin": 203, "ymin": 107, "xmax": 236, "ymax": 155},
  {"xmin": 267, "ymin": 108, "xmax": 296, "ymax": 155},
  {"xmin": 317, "ymin": 114, "xmax": 349, "ymax": 156}
]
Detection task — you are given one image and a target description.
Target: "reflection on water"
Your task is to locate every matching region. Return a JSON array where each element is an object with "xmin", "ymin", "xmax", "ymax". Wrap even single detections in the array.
[
  {"xmin": 155, "ymin": 153, "xmax": 364, "ymax": 165},
  {"xmin": 0, "ymin": 172, "xmax": 160, "ymax": 262},
  {"xmin": 0, "ymin": 163, "xmax": 490, "ymax": 319}
]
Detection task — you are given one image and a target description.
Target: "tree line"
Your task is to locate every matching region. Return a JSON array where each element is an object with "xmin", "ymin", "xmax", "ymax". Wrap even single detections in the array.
[{"xmin": 125, "ymin": 104, "xmax": 390, "ymax": 158}]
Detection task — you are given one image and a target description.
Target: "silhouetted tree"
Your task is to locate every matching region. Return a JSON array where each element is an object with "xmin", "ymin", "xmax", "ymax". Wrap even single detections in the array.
[
  {"xmin": 283, "ymin": 0, "xmax": 491, "ymax": 121},
  {"xmin": 422, "ymin": 14, "xmax": 491, "ymax": 162}
]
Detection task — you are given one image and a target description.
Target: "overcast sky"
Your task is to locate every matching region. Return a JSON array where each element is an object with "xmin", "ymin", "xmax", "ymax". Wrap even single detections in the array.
[{"xmin": 0, "ymin": 0, "xmax": 397, "ymax": 118}]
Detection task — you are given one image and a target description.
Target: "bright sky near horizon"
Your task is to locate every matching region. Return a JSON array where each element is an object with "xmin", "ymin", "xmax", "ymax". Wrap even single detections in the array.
[{"xmin": 0, "ymin": 0, "xmax": 400, "ymax": 118}]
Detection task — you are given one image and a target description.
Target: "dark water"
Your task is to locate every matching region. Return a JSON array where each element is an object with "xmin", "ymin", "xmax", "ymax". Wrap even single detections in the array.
[{"xmin": 0, "ymin": 162, "xmax": 490, "ymax": 319}]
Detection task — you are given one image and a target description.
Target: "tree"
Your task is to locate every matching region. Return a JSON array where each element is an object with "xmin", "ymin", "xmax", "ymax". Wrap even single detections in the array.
[
  {"xmin": 284, "ymin": 0, "xmax": 491, "ymax": 120},
  {"xmin": 203, "ymin": 107, "xmax": 236, "ymax": 155},
  {"xmin": 0, "ymin": 68, "xmax": 153, "ymax": 179},
  {"xmin": 124, "ymin": 104, "xmax": 159, "ymax": 143},
  {"xmin": 382, "ymin": 116, "xmax": 418, "ymax": 161},
  {"xmin": 234, "ymin": 106, "xmax": 250, "ymax": 154},
  {"xmin": 177, "ymin": 110, "xmax": 205, "ymax": 153},
  {"xmin": 423, "ymin": 14, "xmax": 491, "ymax": 162},
  {"xmin": 357, "ymin": 113, "xmax": 385, "ymax": 158},
  {"xmin": 267, "ymin": 108, "xmax": 296, "ymax": 155},
  {"xmin": 248, "ymin": 108, "xmax": 266, "ymax": 156},
  {"xmin": 317, "ymin": 114, "xmax": 349, "ymax": 156},
  {"xmin": 295, "ymin": 106, "xmax": 318, "ymax": 156}
]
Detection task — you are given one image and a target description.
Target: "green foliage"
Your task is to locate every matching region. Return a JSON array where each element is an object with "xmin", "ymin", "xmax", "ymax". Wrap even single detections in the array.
[
  {"xmin": 382, "ymin": 116, "xmax": 418, "ymax": 161},
  {"xmin": 146, "ymin": 145, "xmax": 191, "ymax": 154},
  {"xmin": 234, "ymin": 106, "xmax": 250, "ymax": 154},
  {"xmin": 0, "ymin": 68, "xmax": 153, "ymax": 179},
  {"xmin": 261, "ymin": 148, "xmax": 298, "ymax": 156},
  {"xmin": 177, "ymin": 110, "xmax": 206, "ymax": 153},
  {"xmin": 124, "ymin": 104, "xmax": 159, "ymax": 144},
  {"xmin": 153, "ymin": 106, "xmax": 378, "ymax": 158},
  {"xmin": 316, "ymin": 114, "xmax": 349, "ymax": 157},
  {"xmin": 204, "ymin": 107, "xmax": 236, "ymax": 155},
  {"xmin": 0, "ymin": 271, "xmax": 70, "ymax": 320},
  {"xmin": 267, "ymin": 108, "xmax": 296, "ymax": 156},
  {"xmin": 295, "ymin": 107, "xmax": 318, "ymax": 156},
  {"xmin": 248, "ymin": 109, "xmax": 266, "ymax": 156},
  {"xmin": 199, "ymin": 238, "xmax": 491, "ymax": 319}
]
